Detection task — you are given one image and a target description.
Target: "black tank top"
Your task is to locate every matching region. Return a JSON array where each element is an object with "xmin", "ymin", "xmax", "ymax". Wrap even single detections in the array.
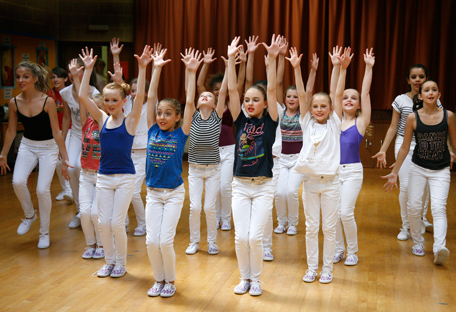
[
  {"xmin": 412, "ymin": 109, "xmax": 450, "ymax": 170},
  {"xmin": 16, "ymin": 96, "xmax": 54, "ymax": 141}
]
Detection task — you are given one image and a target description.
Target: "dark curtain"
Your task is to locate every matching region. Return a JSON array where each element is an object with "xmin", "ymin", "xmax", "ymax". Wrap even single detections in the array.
[{"xmin": 134, "ymin": 0, "xmax": 456, "ymax": 111}]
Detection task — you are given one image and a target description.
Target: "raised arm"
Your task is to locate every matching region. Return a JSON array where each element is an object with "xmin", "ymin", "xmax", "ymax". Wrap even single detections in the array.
[
  {"xmin": 79, "ymin": 48, "xmax": 105, "ymax": 124},
  {"xmin": 228, "ymin": 37, "xmax": 243, "ymax": 121},
  {"xmin": 276, "ymin": 36, "xmax": 288, "ymax": 105},
  {"xmin": 216, "ymin": 64, "xmax": 229, "ymax": 118},
  {"xmin": 358, "ymin": 48, "xmax": 375, "ymax": 134},
  {"xmin": 286, "ymin": 47, "xmax": 307, "ymax": 116},
  {"xmin": 335, "ymin": 47, "xmax": 353, "ymax": 120},
  {"xmin": 262, "ymin": 34, "xmax": 282, "ymax": 122},
  {"xmin": 179, "ymin": 48, "xmax": 194, "ymax": 93},
  {"xmin": 329, "ymin": 46, "xmax": 342, "ymax": 104},
  {"xmin": 68, "ymin": 59, "xmax": 87, "ymax": 125},
  {"xmin": 245, "ymin": 35, "xmax": 260, "ymax": 93},
  {"xmin": 108, "ymin": 62, "xmax": 124, "ymax": 84},
  {"xmin": 306, "ymin": 53, "xmax": 319, "ymax": 106},
  {"xmin": 110, "ymin": 37, "xmax": 123, "ymax": 65},
  {"xmin": 197, "ymin": 48, "xmax": 216, "ymax": 95},
  {"xmin": 181, "ymin": 50, "xmax": 203, "ymax": 135},
  {"xmin": 237, "ymin": 46, "xmax": 247, "ymax": 97}
]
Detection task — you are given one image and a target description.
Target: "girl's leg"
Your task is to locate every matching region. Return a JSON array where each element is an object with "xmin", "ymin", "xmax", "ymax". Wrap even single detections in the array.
[
  {"xmin": 80, "ymin": 170, "xmax": 97, "ymax": 246},
  {"xmin": 286, "ymin": 154, "xmax": 303, "ymax": 227},
  {"xmin": 203, "ymin": 166, "xmax": 221, "ymax": 244},
  {"xmin": 232, "ymin": 178, "xmax": 253, "ymax": 280},
  {"xmin": 263, "ymin": 158, "xmax": 279, "ymax": 250},
  {"xmin": 303, "ymin": 179, "xmax": 321, "ymax": 271},
  {"xmin": 131, "ymin": 150, "xmax": 146, "ymax": 231},
  {"xmin": 321, "ymin": 176, "xmax": 340, "ymax": 272},
  {"xmin": 97, "ymin": 174, "xmax": 116, "ymax": 265},
  {"xmin": 188, "ymin": 165, "xmax": 204, "ymax": 244},
  {"xmin": 395, "ymin": 137, "xmax": 414, "ymax": 235},
  {"xmin": 220, "ymin": 145, "xmax": 234, "ymax": 225},
  {"xmin": 67, "ymin": 131, "xmax": 82, "ymax": 210},
  {"xmin": 275, "ymin": 157, "xmax": 289, "ymax": 227},
  {"xmin": 146, "ymin": 188, "xmax": 166, "ymax": 282},
  {"xmin": 55, "ymin": 133, "xmax": 72, "ymax": 196},
  {"xmin": 407, "ymin": 164, "xmax": 428, "ymax": 247}
]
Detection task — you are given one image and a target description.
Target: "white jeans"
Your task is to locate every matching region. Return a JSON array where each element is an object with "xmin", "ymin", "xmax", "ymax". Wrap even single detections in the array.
[
  {"xmin": 55, "ymin": 133, "xmax": 71, "ymax": 193},
  {"xmin": 79, "ymin": 169, "xmax": 102, "ymax": 246},
  {"xmin": 395, "ymin": 136, "xmax": 429, "ymax": 229},
  {"xmin": 67, "ymin": 130, "xmax": 82, "ymax": 209},
  {"xmin": 215, "ymin": 144, "xmax": 234, "ymax": 223},
  {"xmin": 97, "ymin": 173, "xmax": 135, "ymax": 266},
  {"xmin": 130, "ymin": 149, "xmax": 146, "ymax": 228},
  {"xmin": 232, "ymin": 177, "xmax": 274, "ymax": 281},
  {"xmin": 263, "ymin": 157, "xmax": 280, "ymax": 249},
  {"xmin": 335, "ymin": 163, "xmax": 363, "ymax": 255},
  {"xmin": 408, "ymin": 164, "xmax": 450, "ymax": 253},
  {"xmin": 188, "ymin": 164, "xmax": 221, "ymax": 243},
  {"xmin": 275, "ymin": 153, "xmax": 304, "ymax": 226},
  {"xmin": 12, "ymin": 137, "xmax": 59, "ymax": 235},
  {"xmin": 303, "ymin": 175, "xmax": 340, "ymax": 272},
  {"xmin": 146, "ymin": 184, "xmax": 185, "ymax": 282}
]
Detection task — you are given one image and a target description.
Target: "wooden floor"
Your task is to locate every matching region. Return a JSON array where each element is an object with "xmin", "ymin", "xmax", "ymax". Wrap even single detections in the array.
[{"xmin": 1, "ymin": 163, "xmax": 455, "ymax": 312}]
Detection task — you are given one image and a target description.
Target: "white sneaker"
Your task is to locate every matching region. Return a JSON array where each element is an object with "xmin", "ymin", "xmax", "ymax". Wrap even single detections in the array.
[
  {"xmin": 147, "ymin": 282, "xmax": 165, "ymax": 297},
  {"xmin": 344, "ymin": 254, "xmax": 358, "ymax": 266},
  {"xmin": 63, "ymin": 192, "xmax": 73, "ymax": 204},
  {"xmin": 234, "ymin": 280, "xmax": 250, "ymax": 294},
  {"xmin": 423, "ymin": 220, "xmax": 433, "ymax": 233},
  {"xmin": 333, "ymin": 252, "xmax": 345, "ymax": 264},
  {"xmin": 274, "ymin": 224, "xmax": 286, "ymax": 234},
  {"xmin": 249, "ymin": 281, "xmax": 262, "ymax": 296},
  {"xmin": 287, "ymin": 225, "xmax": 297, "ymax": 236},
  {"xmin": 302, "ymin": 269, "xmax": 318, "ymax": 283},
  {"xmin": 434, "ymin": 247, "xmax": 449, "ymax": 265},
  {"xmin": 93, "ymin": 247, "xmax": 105, "ymax": 259},
  {"xmin": 56, "ymin": 191, "xmax": 65, "ymax": 201},
  {"xmin": 412, "ymin": 243, "xmax": 425, "ymax": 256},
  {"xmin": 263, "ymin": 248, "xmax": 274, "ymax": 261},
  {"xmin": 208, "ymin": 242, "xmax": 219, "ymax": 255},
  {"xmin": 397, "ymin": 228, "xmax": 409, "ymax": 241},
  {"xmin": 133, "ymin": 226, "xmax": 146, "ymax": 236},
  {"xmin": 160, "ymin": 283, "xmax": 176, "ymax": 297},
  {"xmin": 185, "ymin": 242, "xmax": 199, "ymax": 255},
  {"xmin": 319, "ymin": 270, "xmax": 333, "ymax": 284},
  {"xmin": 110, "ymin": 265, "xmax": 127, "ymax": 278},
  {"xmin": 221, "ymin": 221, "xmax": 231, "ymax": 231},
  {"xmin": 37, "ymin": 234, "xmax": 50, "ymax": 249},
  {"xmin": 82, "ymin": 247, "xmax": 96, "ymax": 259},
  {"xmin": 69, "ymin": 213, "xmax": 81, "ymax": 229},
  {"xmin": 17, "ymin": 211, "xmax": 37, "ymax": 235}
]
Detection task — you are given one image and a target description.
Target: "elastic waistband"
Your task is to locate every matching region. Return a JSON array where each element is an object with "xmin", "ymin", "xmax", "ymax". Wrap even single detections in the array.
[
  {"xmin": 21, "ymin": 137, "xmax": 57, "ymax": 147},
  {"xmin": 82, "ymin": 168, "xmax": 98, "ymax": 173}
]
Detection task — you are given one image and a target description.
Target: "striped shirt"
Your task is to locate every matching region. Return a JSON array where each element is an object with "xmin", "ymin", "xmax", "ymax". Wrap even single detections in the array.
[{"xmin": 188, "ymin": 110, "xmax": 222, "ymax": 164}]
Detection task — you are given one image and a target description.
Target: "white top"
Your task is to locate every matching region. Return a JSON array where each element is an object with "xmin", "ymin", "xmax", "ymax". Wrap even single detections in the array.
[
  {"xmin": 294, "ymin": 111, "xmax": 342, "ymax": 177},
  {"xmin": 123, "ymin": 95, "xmax": 148, "ymax": 149},
  {"xmin": 60, "ymin": 85, "xmax": 100, "ymax": 139}
]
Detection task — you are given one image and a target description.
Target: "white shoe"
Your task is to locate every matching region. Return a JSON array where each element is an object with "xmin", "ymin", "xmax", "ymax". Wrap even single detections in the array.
[
  {"xmin": 287, "ymin": 225, "xmax": 297, "ymax": 235},
  {"xmin": 17, "ymin": 211, "xmax": 37, "ymax": 235},
  {"xmin": 274, "ymin": 224, "xmax": 286, "ymax": 234},
  {"xmin": 423, "ymin": 220, "xmax": 433, "ymax": 233},
  {"xmin": 160, "ymin": 283, "xmax": 176, "ymax": 297},
  {"xmin": 63, "ymin": 192, "xmax": 73, "ymax": 204},
  {"xmin": 147, "ymin": 282, "xmax": 165, "ymax": 297},
  {"xmin": 208, "ymin": 242, "xmax": 219, "ymax": 255},
  {"xmin": 234, "ymin": 280, "xmax": 250, "ymax": 294},
  {"xmin": 221, "ymin": 221, "xmax": 231, "ymax": 231},
  {"xmin": 69, "ymin": 213, "xmax": 81, "ymax": 229},
  {"xmin": 249, "ymin": 281, "xmax": 262, "ymax": 296},
  {"xmin": 133, "ymin": 226, "xmax": 146, "ymax": 236},
  {"xmin": 397, "ymin": 228, "xmax": 409, "ymax": 241},
  {"xmin": 185, "ymin": 242, "xmax": 199, "ymax": 255},
  {"xmin": 434, "ymin": 247, "xmax": 449, "ymax": 265},
  {"xmin": 319, "ymin": 270, "xmax": 333, "ymax": 284},
  {"xmin": 333, "ymin": 252, "xmax": 345, "ymax": 264},
  {"xmin": 56, "ymin": 191, "xmax": 65, "ymax": 201},
  {"xmin": 302, "ymin": 269, "xmax": 318, "ymax": 283},
  {"xmin": 263, "ymin": 248, "xmax": 274, "ymax": 261},
  {"xmin": 37, "ymin": 234, "xmax": 50, "ymax": 249}
]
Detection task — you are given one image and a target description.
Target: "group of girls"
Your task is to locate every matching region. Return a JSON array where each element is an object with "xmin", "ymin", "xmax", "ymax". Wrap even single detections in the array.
[{"xmin": 1, "ymin": 33, "xmax": 453, "ymax": 299}]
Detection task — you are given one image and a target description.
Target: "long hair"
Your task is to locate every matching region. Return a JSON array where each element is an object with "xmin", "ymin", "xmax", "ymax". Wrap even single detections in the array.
[{"xmin": 16, "ymin": 61, "xmax": 51, "ymax": 93}]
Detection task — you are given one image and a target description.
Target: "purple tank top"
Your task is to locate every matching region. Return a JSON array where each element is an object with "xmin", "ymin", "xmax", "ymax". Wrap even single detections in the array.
[
  {"xmin": 340, "ymin": 120, "xmax": 363, "ymax": 164},
  {"xmin": 219, "ymin": 107, "xmax": 235, "ymax": 146}
]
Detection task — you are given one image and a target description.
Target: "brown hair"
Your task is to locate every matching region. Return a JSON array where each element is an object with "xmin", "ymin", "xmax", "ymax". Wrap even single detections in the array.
[
  {"xmin": 103, "ymin": 82, "xmax": 131, "ymax": 99},
  {"xmin": 159, "ymin": 98, "xmax": 183, "ymax": 129},
  {"xmin": 16, "ymin": 61, "xmax": 51, "ymax": 93}
]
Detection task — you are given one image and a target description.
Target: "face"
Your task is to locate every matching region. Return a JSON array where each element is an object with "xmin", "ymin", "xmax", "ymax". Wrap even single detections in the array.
[
  {"xmin": 156, "ymin": 102, "xmax": 181, "ymax": 132},
  {"xmin": 418, "ymin": 81, "xmax": 440, "ymax": 105},
  {"xmin": 407, "ymin": 67, "xmax": 426, "ymax": 94},
  {"xmin": 103, "ymin": 88, "xmax": 126, "ymax": 115},
  {"xmin": 310, "ymin": 95, "xmax": 332, "ymax": 124},
  {"xmin": 244, "ymin": 88, "xmax": 267, "ymax": 118},
  {"xmin": 93, "ymin": 98, "xmax": 108, "ymax": 114},
  {"xmin": 51, "ymin": 74, "xmax": 67, "ymax": 90},
  {"xmin": 211, "ymin": 82, "xmax": 222, "ymax": 98},
  {"xmin": 15, "ymin": 67, "xmax": 37, "ymax": 91},
  {"xmin": 130, "ymin": 83, "xmax": 137, "ymax": 100},
  {"xmin": 197, "ymin": 91, "xmax": 216, "ymax": 109},
  {"xmin": 342, "ymin": 89, "xmax": 360, "ymax": 114},
  {"xmin": 284, "ymin": 89, "xmax": 299, "ymax": 112}
]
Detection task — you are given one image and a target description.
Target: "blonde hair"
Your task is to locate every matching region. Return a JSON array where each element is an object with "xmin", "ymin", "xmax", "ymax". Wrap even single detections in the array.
[
  {"xmin": 16, "ymin": 61, "xmax": 51, "ymax": 93},
  {"xmin": 103, "ymin": 82, "xmax": 131, "ymax": 99},
  {"xmin": 310, "ymin": 92, "xmax": 332, "ymax": 106}
]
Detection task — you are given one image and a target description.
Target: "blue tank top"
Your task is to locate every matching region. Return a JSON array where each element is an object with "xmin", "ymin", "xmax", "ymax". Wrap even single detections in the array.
[
  {"xmin": 98, "ymin": 117, "xmax": 135, "ymax": 175},
  {"xmin": 340, "ymin": 120, "xmax": 363, "ymax": 164}
]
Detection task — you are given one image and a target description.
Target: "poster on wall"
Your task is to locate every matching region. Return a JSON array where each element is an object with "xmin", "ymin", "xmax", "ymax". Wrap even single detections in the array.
[
  {"xmin": 36, "ymin": 47, "xmax": 48, "ymax": 67},
  {"xmin": 0, "ymin": 44, "xmax": 15, "ymax": 89}
]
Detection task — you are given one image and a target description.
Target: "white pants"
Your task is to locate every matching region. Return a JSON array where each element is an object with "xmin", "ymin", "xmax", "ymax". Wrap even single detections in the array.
[
  {"xmin": 97, "ymin": 173, "xmax": 135, "ymax": 266},
  {"xmin": 67, "ymin": 130, "xmax": 82, "ymax": 209},
  {"xmin": 130, "ymin": 149, "xmax": 146, "ymax": 228},
  {"xmin": 55, "ymin": 133, "xmax": 71, "ymax": 193},
  {"xmin": 215, "ymin": 144, "xmax": 234, "ymax": 223},
  {"xmin": 12, "ymin": 137, "xmax": 59, "ymax": 235},
  {"xmin": 79, "ymin": 169, "xmax": 102, "ymax": 246},
  {"xmin": 232, "ymin": 177, "xmax": 274, "ymax": 281},
  {"xmin": 275, "ymin": 153, "xmax": 304, "ymax": 226},
  {"xmin": 263, "ymin": 157, "xmax": 280, "ymax": 249},
  {"xmin": 303, "ymin": 175, "xmax": 340, "ymax": 271},
  {"xmin": 335, "ymin": 163, "xmax": 363, "ymax": 255},
  {"xmin": 408, "ymin": 164, "xmax": 450, "ymax": 253},
  {"xmin": 146, "ymin": 184, "xmax": 185, "ymax": 282},
  {"xmin": 188, "ymin": 164, "xmax": 221, "ymax": 243},
  {"xmin": 395, "ymin": 136, "xmax": 429, "ymax": 229}
]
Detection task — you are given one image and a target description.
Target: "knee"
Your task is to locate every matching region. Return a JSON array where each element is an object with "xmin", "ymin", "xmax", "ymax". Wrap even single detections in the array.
[
  {"xmin": 340, "ymin": 208, "xmax": 354, "ymax": 223},
  {"xmin": 12, "ymin": 177, "xmax": 27, "ymax": 191},
  {"xmin": 146, "ymin": 238, "xmax": 160, "ymax": 252},
  {"xmin": 189, "ymin": 203, "xmax": 202, "ymax": 215},
  {"xmin": 36, "ymin": 186, "xmax": 50, "ymax": 198},
  {"xmin": 248, "ymin": 233, "xmax": 262, "ymax": 248},
  {"xmin": 305, "ymin": 223, "xmax": 319, "ymax": 237},
  {"xmin": 220, "ymin": 183, "xmax": 232, "ymax": 197}
]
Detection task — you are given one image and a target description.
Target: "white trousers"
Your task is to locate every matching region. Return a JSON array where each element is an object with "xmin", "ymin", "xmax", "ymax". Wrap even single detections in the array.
[
  {"xmin": 275, "ymin": 153, "xmax": 304, "ymax": 226},
  {"xmin": 79, "ymin": 169, "xmax": 102, "ymax": 246},
  {"xmin": 408, "ymin": 164, "xmax": 450, "ymax": 253},
  {"xmin": 67, "ymin": 130, "xmax": 82, "ymax": 209},
  {"xmin": 263, "ymin": 157, "xmax": 280, "ymax": 249},
  {"xmin": 215, "ymin": 144, "xmax": 235, "ymax": 223},
  {"xmin": 97, "ymin": 173, "xmax": 135, "ymax": 266},
  {"xmin": 130, "ymin": 149, "xmax": 146, "ymax": 228},
  {"xmin": 303, "ymin": 175, "xmax": 340, "ymax": 271},
  {"xmin": 335, "ymin": 163, "xmax": 363, "ymax": 255},
  {"xmin": 395, "ymin": 136, "xmax": 429, "ymax": 229},
  {"xmin": 146, "ymin": 184, "xmax": 185, "ymax": 282},
  {"xmin": 12, "ymin": 137, "xmax": 59, "ymax": 235},
  {"xmin": 188, "ymin": 164, "xmax": 221, "ymax": 243},
  {"xmin": 55, "ymin": 133, "xmax": 71, "ymax": 193},
  {"xmin": 232, "ymin": 177, "xmax": 274, "ymax": 281}
]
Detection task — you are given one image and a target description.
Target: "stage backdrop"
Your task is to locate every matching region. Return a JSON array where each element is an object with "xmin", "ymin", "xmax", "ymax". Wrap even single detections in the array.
[{"xmin": 134, "ymin": 0, "xmax": 455, "ymax": 111}]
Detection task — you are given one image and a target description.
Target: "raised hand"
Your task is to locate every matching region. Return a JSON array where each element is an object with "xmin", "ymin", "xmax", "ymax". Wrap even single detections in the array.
[
  {"xmin": 68, "ymin": 58, "xmax": 83, "ymax": 77},
  {"xmin": 228, "ymin": 36, "xmax": 242, "ymax": 58},
  {"xmin": 238, "ymin": 46, "xmax": 247, "ymax": 63},
  {"xmin": 153, "ymin": 42, "xmax": 163, "ymax": 56},
  {"xmin": 134, "ymin": 45, "xmax": 154, "ymax": 68},
  {"xmin": 203, "ymin": 48, "xmax": 217, "ymax": 64},
  {"xmin": 279, "ymin": 36, "xmax": 288, "ymax": 56},
  {"xmin": 245, "ymin": 35, "xmax": 260, "ymax": 54},
  {"xmin": 262, "ymin": 34, "xmax": 284, "ymax": 58},
  {"xmin": 221, "ymin": 54, "xmax": 241, "ymax": 67},
  {"xmin": 110, "ymin": 37, "xmax": 124, "ymax": 56},
  {"xmin": 310, "ymin": 53, "xmax": 319, "ymax": 71},
  {"xmin": 380, "ymin": 172, "xmax": 398, "ymax": 192},
  {"xmin": 285, "ymin": 47, "xmax": 303, "ymax": 68},
  {"xmin": 79, "ymin": 47, "xmax": 97, "ymax": 69},
  {"xmin": 107, "ymin": 62, "xmax": 123, "ymax": 83},
  {"xmin": 329, "ymin": 46, "xmax": 342, "ymax": 66},
  {"xmin": 152, "ymin": 48, "xmax": 171, "ymax": 68},
  {"xmin": 338, "ymin": 47, "xmax": 353, "ymax": 69},
  {"xmin": 182, "ymin": 49, "xmax": 203, "ymax": 72},
  {"xmin": 364, "ymin": 48, "xmax": 375, "ymax": 67},
  {"xmin": 180, "ymin": 47, "xmax": 194, "ymax": 64}
]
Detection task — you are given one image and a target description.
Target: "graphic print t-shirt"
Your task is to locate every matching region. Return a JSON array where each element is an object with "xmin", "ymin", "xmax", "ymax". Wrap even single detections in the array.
[
  {"xmin": 145, "ymin": 123, "xmax": 189, "ymax": 189},
  {"xmin": 233, "ymin": 113, "xmax": 277, "ymax": 178},
  {"xmin": 80, "ymin": 117, "xmax": 100, "ymax": 171}
]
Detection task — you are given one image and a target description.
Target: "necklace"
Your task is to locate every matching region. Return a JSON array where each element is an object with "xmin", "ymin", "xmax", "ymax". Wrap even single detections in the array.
[{"xmin": 310, "ymin": 122, "xmax": 327, "ymax": 155}]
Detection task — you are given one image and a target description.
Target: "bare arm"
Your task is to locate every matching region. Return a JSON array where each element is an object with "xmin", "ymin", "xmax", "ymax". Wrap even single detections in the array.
[
  {"xmin": 448, "ymin": 111, "xmax": 456, "ymax": 169},
  {"xmin": 372, "ymin": 109, "xmax": 400, "ymax": 168},
  {"xmin": 61, "ymin": 99, "xmax": 71, "ymax": 140},
  {"xmin": 306, "ymin": 53, "xmax": 319, "ymax": 106},
  {"xmin": 228, "ymin": 37, "xmax": 243, "ymax": 121},
  {"xmin": 262, "ymin": 35, "xmax": 282, "ymax": 122},
  {"xmin": 357, "ymin": 48, "xmax": 375, "ymax": 135},
  {"xmin": 335, "ymin": 47, "xmax": 353, "ymax": 120},
  {"xmin": 197, "ymin": 48, "xmax": 216, "ymax": 94},
  {"xmin": 286, "ymin": 47, "xmax": 307, "ymax": 116},
  {"xmin": 181, "ymin": 50, "xmax": 203, "ymax": 135},
  {"xmin": 276, "ymin": 36, "xmax": 288, "ymax": 105},
  {"xmin": 329, "ymin": 46, "xmax": 342, "ymax": 104},
  {"xmin": 216, "ymin": 65, "xmax": 228, "ymax": 118},
  {"xmin": 237, "ymin": 46, "xmax": 246, "ymax": 97},
  {"xmin": 110, "ymin": 37, "xmax": 123, "ymax": 65},
  {"xmin": 0, "ymin": 98, "xmax": 18, "ymax": 174},
  {"xmin": 68, "ymin": 60, "xmax": 87, "ymax": 125},
  {"xmin": 245, "ymin": 35, "xmax": 260, "ymax": 93}
]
